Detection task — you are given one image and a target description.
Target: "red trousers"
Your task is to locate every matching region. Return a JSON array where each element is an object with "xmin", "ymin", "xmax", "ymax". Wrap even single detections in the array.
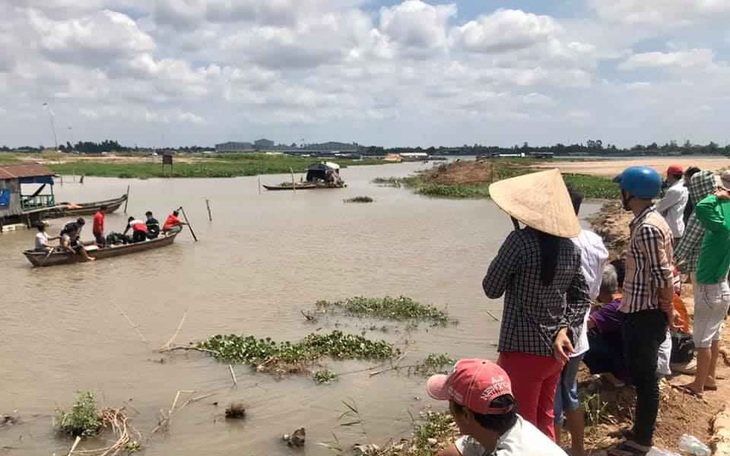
[{"xmin": 498, "ymin": 351, "xmax": 563, "ymax": 441}]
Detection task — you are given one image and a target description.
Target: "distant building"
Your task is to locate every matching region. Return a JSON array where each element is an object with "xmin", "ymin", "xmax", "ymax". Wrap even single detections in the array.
[
  {"xmin": 215, "ymin": 142, "xmax": 255, "ymax": 153},
  {"xmin": 254, "ymin": 139, "xmax": 275, "ymax": 150},
  {"xmin": 0, "ymin": 163, "xmax": 56, "ymax": 228},
  {"xmin": 300, "ymin": 142, "xmax": 360, "ymax": 153}
]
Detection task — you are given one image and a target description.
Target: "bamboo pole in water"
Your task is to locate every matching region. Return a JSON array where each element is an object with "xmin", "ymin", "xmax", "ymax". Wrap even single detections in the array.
[
  {"xmin": 178, "ymin": 206, "xmax": 198, "ymax": 242},
  {"xmin": 205, "ymin": 199, "xmax": 212, "ymax": 222},
  {"xmin": 123, "ymin": 185, "xmax": 130, "ymax": 214}
]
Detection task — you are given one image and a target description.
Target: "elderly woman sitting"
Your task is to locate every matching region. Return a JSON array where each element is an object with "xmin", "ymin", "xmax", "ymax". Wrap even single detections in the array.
[{"xmin": 583, "ymin": 264, "xmax": 630, "ymax": 387}]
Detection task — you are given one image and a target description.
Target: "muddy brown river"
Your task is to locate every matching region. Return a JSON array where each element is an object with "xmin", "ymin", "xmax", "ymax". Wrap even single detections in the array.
[{"xmin": 0, "ymin": 162, "xmax": 599, "ymax": 455}]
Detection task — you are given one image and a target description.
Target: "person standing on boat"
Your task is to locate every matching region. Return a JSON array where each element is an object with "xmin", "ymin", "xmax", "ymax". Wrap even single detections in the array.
[
  {"xmin": 145, "ymin": 211, "xmax": 160, "ymax": 239},
  {"xmin": 482, "ymin": 169, "xmax": 590, "ymax": 442},
  {"xmin": 124, "ymin": 216, "xmax": 148, "ymax": 243},
  {"xmin": 93, "ymin": 205, "xmax": 107, "ymax": 246},
  {"xmin": 163, "ymin": 210, "xmax": 187, "ymax": 232}
]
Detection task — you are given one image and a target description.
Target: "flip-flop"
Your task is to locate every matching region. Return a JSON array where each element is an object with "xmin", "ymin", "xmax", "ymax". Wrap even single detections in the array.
[
  {"xmin": 704, "ymin": 384, "xmax": 718, "ymax": 391},
  {"xmin": 672, "ymin": 384, "xmax": 704, "ymax": 398},
  {"xmin": 608, "ymin": 441, "xmax": 652, "ymax": 456}
]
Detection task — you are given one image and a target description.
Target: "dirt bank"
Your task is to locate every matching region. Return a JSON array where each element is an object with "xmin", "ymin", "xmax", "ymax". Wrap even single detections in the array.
[{"xmin": 535, "ymin": 157, "xmax": 729, "ymax": 177}]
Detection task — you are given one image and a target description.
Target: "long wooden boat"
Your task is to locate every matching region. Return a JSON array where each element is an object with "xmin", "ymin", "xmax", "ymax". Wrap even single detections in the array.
[
  {"xmin": 58, "ymin": 194, "xmax": 128, "ymax": 216},
  {"xmin": 23, "ymin": 228, "xmax": 182, "ymax": 267},
  {"xmin": 262, "ymin": 183, "xmax": 346, "ymax": 191}
]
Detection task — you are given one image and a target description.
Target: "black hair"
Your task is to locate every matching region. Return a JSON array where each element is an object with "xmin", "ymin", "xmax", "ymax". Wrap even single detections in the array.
[
  {"xmin": 685, "ymin": 167, "xmax": 701, "ymax": 180},
  {"xmin": 172, "ymin": 210, "xmax": 179, "ymax": 216},
  {"xmin": 452, "ymin": 395, "xmax": 518, "ymax": 435},
  {"xmin": 566, "ymin": 184, "xmax": 584, "ymax": 216},
  {"xmin": 145, "ymin": 211, "xmax": 153, "ymax": 216},
  {"xmin": 669, "ymin": 173, "xmax": 684, "ymax": 180},
  {"xmin": 128, "ymin": 216, "xmax": 134, "ymax": 222},
  {"xmin": 36, "ymin": 223, "xmax": 46, "ymax": 232},
  {"xmin": 76, "ymin": 218, "xmax": 85, "ymax": 225},
  {"xmin": 537, "ymin": 231, "xmax": 561, "ymax": 286},
  {"xmin": 610, "ymin": 258, "xmax": 626, "ymax": 289}
]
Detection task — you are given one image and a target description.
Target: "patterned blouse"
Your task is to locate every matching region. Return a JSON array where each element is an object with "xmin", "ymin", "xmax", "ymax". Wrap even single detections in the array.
[{"xmin": 483, "ymin": 228, "xmax": 591, "ymax": 357}]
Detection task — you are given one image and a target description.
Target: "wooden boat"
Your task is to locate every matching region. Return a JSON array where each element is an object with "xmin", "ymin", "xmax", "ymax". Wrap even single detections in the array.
[
  {"xmin": 262, "ymin": 183, "xmax": 345, "ymax": 191},
  {"xmin": 58, "ymin": 194, "xmax": 128, "ymax": 216},
  {"xmin": 23, "ymin": 228, "xmax": 182, "ymax": 267}
]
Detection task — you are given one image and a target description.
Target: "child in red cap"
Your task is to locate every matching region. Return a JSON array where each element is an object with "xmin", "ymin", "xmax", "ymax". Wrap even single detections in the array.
[{"xmin": 427, "ymin": 359, "xmax": 566, "ymax": 456}]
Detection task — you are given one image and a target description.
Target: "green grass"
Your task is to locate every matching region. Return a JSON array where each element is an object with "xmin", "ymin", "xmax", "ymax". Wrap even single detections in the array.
[
  {"xmin": 314, "ymin": 296, "xmax": 452, "ymax": 326},
  {"xmin": 398, "ymin": 160, "xmax": 617, "ymax": 200},
  {"xmin": 46, "ymin": 154, "xmax": 385, "ymax": 179}
]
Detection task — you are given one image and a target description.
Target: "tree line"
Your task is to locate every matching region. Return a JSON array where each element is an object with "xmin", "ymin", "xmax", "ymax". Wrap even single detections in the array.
[{"xmin": 0, "ymin": 139, "xmax": 728, "ymax": 156}]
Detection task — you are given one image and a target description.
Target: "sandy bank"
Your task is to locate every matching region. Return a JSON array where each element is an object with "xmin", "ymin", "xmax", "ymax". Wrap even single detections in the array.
[{"xmin": 535, "ymin": 157, "xmax": 729, "ymax": 177}]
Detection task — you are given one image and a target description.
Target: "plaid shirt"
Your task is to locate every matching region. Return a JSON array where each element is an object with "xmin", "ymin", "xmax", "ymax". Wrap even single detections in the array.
[
  {"xmin": 675, "ymin": 171, "xmax": 718, "ymax": 273},
  {"xmin": 483, "ymin": 228, "xmax": 591, "ymax": 357},
  {"xmin": 621, "ymin": 206, "xmax": 673, "ymax": 313}
]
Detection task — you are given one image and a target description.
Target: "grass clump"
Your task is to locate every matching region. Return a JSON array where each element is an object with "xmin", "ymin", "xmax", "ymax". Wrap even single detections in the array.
[
  {"xmin": 197, "ymin": 330, "xmax": 399, "ymax": 375},
  {"xmin": 315, "ymin": 296, "xmax": 451, "ymax": 326},
  {"xmin": 412, "ymin": 354, "xmax": 455, "ymax": 377},
  {"xmin": 344, "ymin": 196, "xmax": 374, "ymax": 203},
  {"xmin": 372, "ymin": 177, "xmax": 402, "ymax": 187},
  {"xmin": 313, "ymin": 369, "xmax": 338, "ymax": 384},
  {"xmin": 55, "ymin": 391, "xmax": 102, "ymax": 438}
]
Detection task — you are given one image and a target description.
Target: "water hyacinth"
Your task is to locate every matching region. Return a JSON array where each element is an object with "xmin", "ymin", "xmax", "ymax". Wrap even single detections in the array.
[
  {"xmin": 197, "ymin": 331, "xmax": 399, "ymax": 374},
  {"xmin": 315, "ymin": 296, "xmax": 451, "ymax": 326}
]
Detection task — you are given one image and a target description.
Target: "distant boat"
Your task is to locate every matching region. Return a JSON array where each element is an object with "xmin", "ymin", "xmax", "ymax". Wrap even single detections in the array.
[
  {"xmin": 21, "ymin": 194, "xmax": 128, "ymax": 219},
  {"xmin": 23, "ymin": 227, "xmax": 181, "ymax": 267},
  {"xmin": 262, "ymin": 183, "xmax": 345, "ymax": 191}
]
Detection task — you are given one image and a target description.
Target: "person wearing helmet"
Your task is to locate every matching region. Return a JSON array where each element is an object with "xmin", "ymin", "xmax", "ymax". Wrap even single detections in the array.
[
  {"xmin": 655, "ymin": 165, "xmax": 688, "ymax": 245},
  {"xmin": 610, "ymin": 167, "xmax": 678, "ymax": 456}
]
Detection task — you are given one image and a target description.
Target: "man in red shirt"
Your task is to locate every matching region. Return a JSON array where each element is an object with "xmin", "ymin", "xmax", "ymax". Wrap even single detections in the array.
[
  {"xmin": 92, "ymin": 205, "xmax": 107, "ymax": 246},
  {"xmin": 124, "ymin": 216, "xmax": 148, "ymax": 243},
  {"xmin": 163, "ymin": 210, "xmax": 187, "ymax": 232}
]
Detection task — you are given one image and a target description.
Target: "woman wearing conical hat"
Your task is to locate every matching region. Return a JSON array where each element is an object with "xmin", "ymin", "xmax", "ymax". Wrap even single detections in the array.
[{"xmin": 482, "ymin": 169, "xmax": 591, "ymax": 442}]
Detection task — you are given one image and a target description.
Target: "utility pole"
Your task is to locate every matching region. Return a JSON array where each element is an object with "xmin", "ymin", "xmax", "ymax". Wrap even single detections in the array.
[{"xmin": 42, "ymin": 103, "xmax": 59, "ymax": 152}]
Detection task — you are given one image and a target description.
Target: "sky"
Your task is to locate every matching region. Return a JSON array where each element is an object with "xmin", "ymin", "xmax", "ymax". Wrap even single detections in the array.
[{"xmin": 1, "ymin": 0, "xmax": 729, "ymax": 148}]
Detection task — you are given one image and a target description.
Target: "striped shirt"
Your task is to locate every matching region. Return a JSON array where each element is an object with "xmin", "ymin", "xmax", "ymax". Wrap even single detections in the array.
[
  {"xmin": 620, "ymin": 206, "xmax": 673, "ymax": 314},
  {"xmin": 483, "ymin": 228, "xmax": 591, "ymax": 357}
]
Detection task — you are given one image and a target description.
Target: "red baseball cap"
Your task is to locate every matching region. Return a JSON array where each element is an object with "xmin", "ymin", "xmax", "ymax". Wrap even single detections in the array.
[
  {"xmin": 426, "ymin": 359, "xmax": 514, "ymax": 415},
  {"xmin": 667, "ymin": 165, "xmax": 684, "ymax": 176}
]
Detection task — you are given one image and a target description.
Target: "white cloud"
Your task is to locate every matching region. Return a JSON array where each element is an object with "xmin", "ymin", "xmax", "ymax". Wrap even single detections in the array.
[
  {"xmin": 454, "ymin": 9, "xmax": 562, "ymax": 53},
  {"xmin": 619, "ymin": 48, "xmax": 716, "ymax": 70},
  {"xmin": 0, "ymin": 1, "xmax": 728, "ymax": 147},
  {"xmin": 379, "ymin": 0, "xmax": 456, "ymax": 57},
  {"xmin": 590, "ymin": 0, "xmax": 730, "ymax": 25}
]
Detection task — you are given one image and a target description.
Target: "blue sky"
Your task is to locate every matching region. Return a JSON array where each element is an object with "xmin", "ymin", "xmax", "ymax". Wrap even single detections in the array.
[{"xmin": 0, "ymin": 0, "xmax": 728, "ymax": 148}]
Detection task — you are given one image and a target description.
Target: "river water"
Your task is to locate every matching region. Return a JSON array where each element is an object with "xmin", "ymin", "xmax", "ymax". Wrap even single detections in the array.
[{"xmin": 0, "ymin": 162, "xmax": 599, "ymax": 455}]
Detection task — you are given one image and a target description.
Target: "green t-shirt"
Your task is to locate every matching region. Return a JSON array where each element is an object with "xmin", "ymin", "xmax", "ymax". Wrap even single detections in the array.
[{"xmin": 695, "ymin": 195, "xmax": 730, "ymax": 284}]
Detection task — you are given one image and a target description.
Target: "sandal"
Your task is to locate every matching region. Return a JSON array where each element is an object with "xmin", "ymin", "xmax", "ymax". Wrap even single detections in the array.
[
  {"xmin": 672, "ymin": 384, "xmax": 704, "ymax": 398},
  {"xmin": 704, "ymin": 384, "xmax": 718, "ymax": 391},
  {"xmin": 608, "ymin": 441, "xmax": 652, "ymax": 456}
]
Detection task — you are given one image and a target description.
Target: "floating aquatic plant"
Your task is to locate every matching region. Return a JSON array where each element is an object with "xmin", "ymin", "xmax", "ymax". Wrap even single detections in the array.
[{"xmin": 315, "ymin": 296, "xmax": 452, "ymax": 326}]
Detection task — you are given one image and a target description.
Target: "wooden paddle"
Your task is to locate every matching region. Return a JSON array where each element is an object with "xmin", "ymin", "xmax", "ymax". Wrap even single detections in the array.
[{"xmin": 177, "ymin": 206, "xmax": 198, "ymax": 242}]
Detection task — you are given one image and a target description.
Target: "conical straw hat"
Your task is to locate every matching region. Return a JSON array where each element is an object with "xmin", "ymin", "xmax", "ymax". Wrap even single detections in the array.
[{"xmin": 489, "ymin": 169, "xmax": 581, "ymax": 238}]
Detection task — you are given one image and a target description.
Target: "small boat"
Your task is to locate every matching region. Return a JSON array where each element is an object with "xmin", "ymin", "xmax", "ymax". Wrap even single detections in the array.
[
  {"xmin": 58, "ymin": 194, "xmax": 128, "ymax": 217},
  {"xmin": 263, "ymin": 162, "xmax": 346, "ymax": 191},
  {"xmin": 262, "ymin": 183, "xmax": 345, "ymax": 191},
  {"xmin": 23, "ymin": 227, "xmax": 182, "ymax": 267}
]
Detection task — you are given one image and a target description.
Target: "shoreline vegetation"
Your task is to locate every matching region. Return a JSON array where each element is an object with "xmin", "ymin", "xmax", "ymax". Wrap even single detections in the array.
[
  {"xmin": 375, "ymin": 159, "xmax": 620, "ymax": 200},
  {"xmin": 0, "ymin": 153, "xmax": 387, "ymax": 179}
]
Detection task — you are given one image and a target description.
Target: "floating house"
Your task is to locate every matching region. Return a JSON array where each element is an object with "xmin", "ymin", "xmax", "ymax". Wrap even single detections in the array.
[{"xmin": 0, "ymin": 163, "xmax": 56, "ymax": 229}]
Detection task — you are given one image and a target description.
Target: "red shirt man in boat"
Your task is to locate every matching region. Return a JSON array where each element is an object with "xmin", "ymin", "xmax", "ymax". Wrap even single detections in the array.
[
  {"xmin": 92, "ymin": 205, "xmax": 107, "ymax": 246},
  {"xmin": 163, "ymin": 210, "xmax": 187, "ymax": 232},
  {"xmin": 124, "ymin": 216, "xmax": 148, "ymax": 243}
]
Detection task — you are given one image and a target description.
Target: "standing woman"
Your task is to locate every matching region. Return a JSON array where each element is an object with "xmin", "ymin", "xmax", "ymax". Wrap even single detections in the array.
[{"xmin": 482, "ymin": 169, "xmax": 590, "ymax": 441}]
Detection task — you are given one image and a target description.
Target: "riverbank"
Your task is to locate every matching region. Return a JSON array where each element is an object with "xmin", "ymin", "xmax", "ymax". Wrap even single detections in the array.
[
  {"xmin": 0, "ymin": 153, "xmax": 388, "ymax": 178},
  {"xmin": 534, "ymin": 157, "xmax": 729, "ymax": 177},
  {"xmin": 383, "ymin": 159, "xmax": 619, "ymax": 200}
]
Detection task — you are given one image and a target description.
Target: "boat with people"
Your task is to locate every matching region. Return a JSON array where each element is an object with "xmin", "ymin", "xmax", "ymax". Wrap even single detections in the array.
[
  {"xmin": 263, "ymin": 162, "xmax": 346, "ymax": 191},
  {"xmin": 23, "ymin": 226, "xmax": 182, "ymax": 267}
]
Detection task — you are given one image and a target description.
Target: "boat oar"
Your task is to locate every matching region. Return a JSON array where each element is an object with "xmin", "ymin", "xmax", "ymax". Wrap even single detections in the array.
[{"xmin": 177, "ymin": 206, "xmax": 198, "ymax": 242}]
